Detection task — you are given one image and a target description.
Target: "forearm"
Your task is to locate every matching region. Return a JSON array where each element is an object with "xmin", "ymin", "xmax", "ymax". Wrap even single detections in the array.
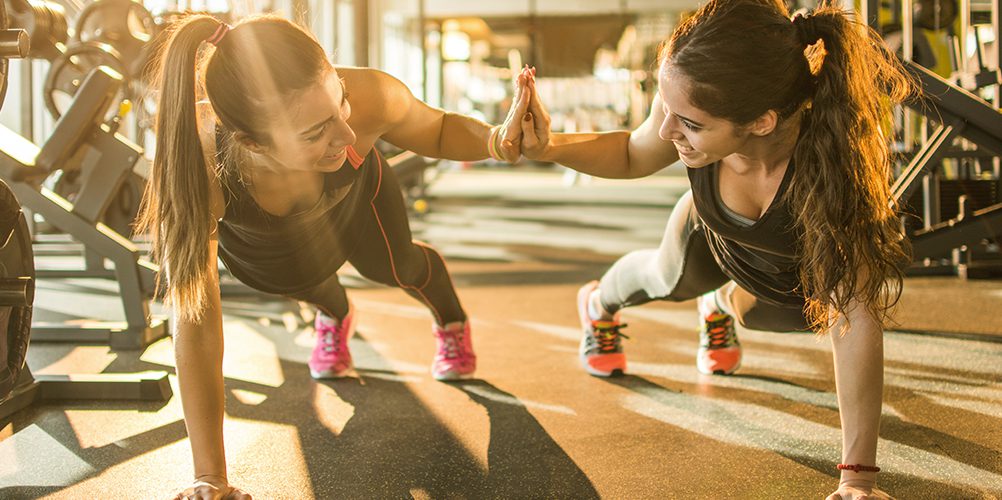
[
  {"xmin": 541, "ymin": 131, "xmax": 648, "ymax": 179},
  {"xmin": 830, "ymin": 306, "xmax": 884, "ymax": 486},
  {"xmin": 436, "ymin": 112, "xmax": 493, "ymax": 161},
  {"xmin": 174, "ymin": 290, "xmax": 227, "ymax": 481}
]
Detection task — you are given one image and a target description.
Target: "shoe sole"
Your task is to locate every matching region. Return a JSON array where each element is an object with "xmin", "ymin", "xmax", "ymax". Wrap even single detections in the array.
[
  {"xmin": 433, "ymin": 371, "xmax": 476, "ymax": 381},
  {"xmin": 580, "ymin": 359, "xmax": 624, "ymax": 378},
  {"xmin": 310, "ymin": 366, "xmax": 354, "ymax": 379},
  {"xmin": 696, "ymin": 359, "xmax": 742, "ymax": 376}
]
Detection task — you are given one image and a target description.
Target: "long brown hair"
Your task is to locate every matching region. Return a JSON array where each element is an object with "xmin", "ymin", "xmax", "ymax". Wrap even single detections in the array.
[
  {"xmin": 137, "ymin": 14, "xmax": 330, "ymax": 321},
  {"xmin": 662, "ymin": 0, "xmax": 914, "ymax": 332}
]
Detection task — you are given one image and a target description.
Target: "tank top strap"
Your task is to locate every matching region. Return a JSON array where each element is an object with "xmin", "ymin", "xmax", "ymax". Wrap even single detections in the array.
[{"xmin": 346, "ymin": 146, "xmax": 365, "ymax": 169}]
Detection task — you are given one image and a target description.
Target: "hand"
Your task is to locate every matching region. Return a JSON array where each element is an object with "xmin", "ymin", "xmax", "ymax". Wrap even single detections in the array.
[
  {"xmin": 518, "ymin": 67, "xmax": 552, "ymax": 161},
  {"xmin": 826, "ymin": 481, "xmax": 893, "ymax": 500},
  {"xmin": 492, "ymin": 66, "xmax": 535, "ymax": 163},
  {"xmin": 172, "ymin": 475, "xmax": 252, "ymax": 500}
]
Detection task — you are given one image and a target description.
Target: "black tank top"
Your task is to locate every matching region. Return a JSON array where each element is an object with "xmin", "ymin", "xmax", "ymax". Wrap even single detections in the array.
[
  {"xmin": 215, "ymin": 140, "xmax": 377, "ymax": 295},
  {"xmin": 687, "ymin": 162, "xmax": 805, "ymax": 308}
]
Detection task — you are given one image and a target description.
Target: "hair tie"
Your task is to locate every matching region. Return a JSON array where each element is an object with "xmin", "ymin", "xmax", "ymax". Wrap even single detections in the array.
[
  {"xmin": 206, "ymin": 23, "xmax": 231, "ymax": 46},
  {"xmin": 792, "ymin": 13, "xmax": 820, "ymax": 47}
]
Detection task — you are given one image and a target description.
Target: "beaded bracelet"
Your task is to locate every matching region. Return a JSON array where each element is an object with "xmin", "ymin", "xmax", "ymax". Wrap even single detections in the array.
[{"xmin": 837, "ymin": 464, "xmax": 881, "ymax": 473}]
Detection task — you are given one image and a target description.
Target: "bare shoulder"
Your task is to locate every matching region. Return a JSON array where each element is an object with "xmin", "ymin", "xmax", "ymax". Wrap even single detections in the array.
[{"xmin": 336, "ymin": 66, "xmax": 412, "ymax": 130}]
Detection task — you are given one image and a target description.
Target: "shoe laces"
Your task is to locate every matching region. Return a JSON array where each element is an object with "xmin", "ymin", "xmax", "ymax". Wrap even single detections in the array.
[
  {"xmin": 704, "ymin": 314, "xmax": 735, "ymax": 348},
  {"xmin": 317, "ymin": 321, "xmax": 344, "ymax": 354},
  {"xmin": 592, "ymin": 321, "xmax": 629, "ymax": 353},
  {"xmin": 437, "ymin": 327, "xmax": 467, "ymax": 360}
]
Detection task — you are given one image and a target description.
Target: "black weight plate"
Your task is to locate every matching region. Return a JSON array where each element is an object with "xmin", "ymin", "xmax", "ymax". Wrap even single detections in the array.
[{"xmin": 0, "ymin": 180, "xmax": 35, "ymax": 402}]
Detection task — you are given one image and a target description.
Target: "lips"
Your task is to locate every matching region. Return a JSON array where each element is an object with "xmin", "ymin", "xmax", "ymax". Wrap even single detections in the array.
[
  {"xmin": 323, "ymin": 149, "xmax": 346, "ymax": 162},
  {"xmin": 674, "ymin": 143, "xmax": 695, "ymax": 154}
]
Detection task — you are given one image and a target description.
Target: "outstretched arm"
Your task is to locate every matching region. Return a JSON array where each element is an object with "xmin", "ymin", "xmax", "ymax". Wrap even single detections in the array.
[
  {"xmin": 518, "ymin": 75, "xmax": 680, "ymax": 179},
  {"xmin": 370, "ymin": 69, "xmax": 531, "ymax": 162}
]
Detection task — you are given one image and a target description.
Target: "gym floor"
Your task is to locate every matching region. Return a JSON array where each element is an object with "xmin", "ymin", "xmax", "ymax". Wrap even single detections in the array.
[{"xmin": 2, "ymin": 166, "xmax": 1001, "ymax": 499}]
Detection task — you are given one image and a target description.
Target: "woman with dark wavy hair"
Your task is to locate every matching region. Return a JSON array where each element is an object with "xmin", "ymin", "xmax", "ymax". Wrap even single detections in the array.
[
  {"xmin": 140, "ymin": 14, "xmax": 529, "ymax": 499},
  {"xmin": 515, "ymin": 0, "xmax": 911, "ymax": 497}
]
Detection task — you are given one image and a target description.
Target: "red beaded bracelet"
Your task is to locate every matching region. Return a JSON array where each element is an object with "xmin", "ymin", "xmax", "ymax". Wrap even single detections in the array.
[{"xmin": 837, "ymin": 464, "xmax": 881, "ymax": 473}]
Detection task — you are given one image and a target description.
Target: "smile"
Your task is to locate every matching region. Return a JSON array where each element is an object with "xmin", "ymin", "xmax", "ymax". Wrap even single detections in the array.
[
  {"xmin": 322, "ymin": 149, "xmax": 346, "ymax": 162},
  {"xmin": 674, "ymin": 143, "xmax": 695, "ymax": 154}
]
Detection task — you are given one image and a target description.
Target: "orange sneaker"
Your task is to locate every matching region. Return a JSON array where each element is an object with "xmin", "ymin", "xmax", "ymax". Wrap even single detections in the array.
[
  {"xmin": 577, "ymin": 281, "xmax": 628, "ymax": 377},
  {"xmin": 697, "ymin": 313, "xmax": 742, "ymax": 375}
]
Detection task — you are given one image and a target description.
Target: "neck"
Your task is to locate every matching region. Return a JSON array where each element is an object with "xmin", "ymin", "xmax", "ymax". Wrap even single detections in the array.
[{"xmin": 727, "ymin": 114, "xmax": 802, "ymax": 175}]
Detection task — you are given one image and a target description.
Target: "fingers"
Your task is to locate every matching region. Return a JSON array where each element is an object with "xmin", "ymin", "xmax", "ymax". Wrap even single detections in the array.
[
  {"xmin": 526, "ymin": 77, "xmax": 550, "ymax": 136},
  {"xmin": 520, "ymin": 112, "xmax": 538, "ymax": 151},
  {"xmin": 176, "ymin": 480, "xmax": 230, "ymax": 500},
  {"xmin": 507, "ymin": 80, "xmax": 532, "ymax": 131},
  {"xmin": 224, "ymin": 488, "xmax": 252, "ymax": 500}
]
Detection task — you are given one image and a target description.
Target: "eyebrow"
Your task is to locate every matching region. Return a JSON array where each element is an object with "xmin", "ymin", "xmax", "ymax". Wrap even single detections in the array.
[
  {"xmin": 674, "ymin": 112, "xmax": 705, "ymax": 127},
  {"xmin": 659, "ymin": 83, "xmax": 706, "ymax": 128},
  {"xmin": 300, "ymin": 78, "xmax": 349, "ymax": 135}
]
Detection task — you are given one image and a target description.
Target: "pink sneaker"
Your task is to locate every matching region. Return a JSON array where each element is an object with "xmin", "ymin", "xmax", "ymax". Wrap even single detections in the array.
[
  {"xmin": 432, "ymin": 320, "xmax": 476, "ymax": 381},
  {"xmin": 309, "ymin": 306, "xmax": 356, "ymax": 379}
]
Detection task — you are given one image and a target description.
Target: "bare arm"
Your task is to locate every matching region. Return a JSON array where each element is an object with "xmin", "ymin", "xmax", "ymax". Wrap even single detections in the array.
[
  {"xmin": 173, "ymin": 240, "xmax": 228, "ymax": 484},
  {"xmin": 519, "ymin": 78, "xmax": 680, "ymax": 179},
  {"xmin": 169, "ymin": 104, "xmax": 238, "ymax": 495},
  {"xmin": 829, "ymin": 299, "xmax": 884, "ymax": 493},
  {"xmin": 363, "ymin": 69, "xmax": 529, "ymax": 162}
]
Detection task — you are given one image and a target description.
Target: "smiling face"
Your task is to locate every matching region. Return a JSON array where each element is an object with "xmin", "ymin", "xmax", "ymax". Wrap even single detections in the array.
[
  {"xmin": 657, "ymin": 62, "xmax": 750, "ymax": 168},
  {"xmin": 252, "ymin": 69, "xmax": 357, "ymax": 173}
]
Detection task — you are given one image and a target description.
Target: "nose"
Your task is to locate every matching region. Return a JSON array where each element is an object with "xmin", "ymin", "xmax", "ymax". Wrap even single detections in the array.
[
  {"xmin": 659, "ymin": 113, "xmax": 684, "ymax": 142},
  {"xmin": 329, "ymin": 120, "xmax": 357, "ymax": 150}
]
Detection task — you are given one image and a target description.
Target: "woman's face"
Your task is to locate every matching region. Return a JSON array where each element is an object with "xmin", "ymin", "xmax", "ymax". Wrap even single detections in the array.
[
  {"xmin": 657, "ymin": 62, "xmax": 749, "ymax": 168},
  {"xmin": 258, "ymin": 69, "xmax": 357, "ymax": 173}
]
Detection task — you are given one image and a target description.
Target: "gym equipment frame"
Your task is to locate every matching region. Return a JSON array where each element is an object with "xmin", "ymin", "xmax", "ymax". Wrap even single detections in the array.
[{"xmin": 0, "ymin": 65, "xmax": 165, "ymax": 350}]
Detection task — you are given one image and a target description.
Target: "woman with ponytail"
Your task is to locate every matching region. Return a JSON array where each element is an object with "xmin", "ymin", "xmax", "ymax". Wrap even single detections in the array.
[
  {"xmin": 515, "ymin": 0, "xmax": 910, "ymax": 497},
  {"xmin": 139, "ymin": 14, "xmax": 529, "ymax": 498}
]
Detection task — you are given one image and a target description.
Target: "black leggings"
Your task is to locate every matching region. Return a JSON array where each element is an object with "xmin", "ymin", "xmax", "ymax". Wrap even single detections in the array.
[
  {"xmin": 284, "ymin": 159, "xmax": 464, "ymax": 326},
  {"xmin": 598, "ymin": 191, "xmax": 809, "ymax": 332}
]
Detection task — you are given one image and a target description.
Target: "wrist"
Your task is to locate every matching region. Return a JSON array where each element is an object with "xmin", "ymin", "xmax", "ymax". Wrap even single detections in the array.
[
  {"xmin": 839, "ymin": 469, "xmax": 877, "ymax": 487},
  {"xmin": 196, "ymin": 472, "xmax": 228, "ymax": 484},
  {"xmin": 486, "ymin": 125, "xmax": 504, "ymax": 162}
]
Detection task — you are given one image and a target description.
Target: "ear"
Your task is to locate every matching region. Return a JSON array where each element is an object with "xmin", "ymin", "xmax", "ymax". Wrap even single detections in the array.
[
  {"xmin": 234, "ymin": 131, "xmax": 269, "ymax": 155},
  {"xmin": 746, "ymin": 109, "xmax": 779, "ymax": 137}
]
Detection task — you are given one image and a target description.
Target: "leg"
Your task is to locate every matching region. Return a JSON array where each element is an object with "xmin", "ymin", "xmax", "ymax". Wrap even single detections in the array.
[
  {"xmin": 598, "ymin": 191, "xmax": 730, "ymax": 315},
  {"xmin": 723, "ymin": 283, "xmax": 810, "ymax": 332},
  {"xmin": 346, "ymin": 156, "xmax": 465, "ymax": 327},
  {"xmin": 579, "ymin": 191, "xmax": 730, "ymax": 377},
  {"xmin": 346, "ymin": 156, "xmax": 473, "ymax": 380},
  {"xmin": 286, "ymin": 272, "xmax": 350, "ymax": 320}
]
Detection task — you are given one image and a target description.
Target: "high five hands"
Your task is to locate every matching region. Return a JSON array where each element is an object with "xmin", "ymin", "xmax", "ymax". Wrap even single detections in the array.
[
  {"xmin": 494, "ymin": 65, "xmax": 551, "ymax": 163},
  {"xmin": 514, "ymin": 65, "xmax": 551, "ymax": 161}
]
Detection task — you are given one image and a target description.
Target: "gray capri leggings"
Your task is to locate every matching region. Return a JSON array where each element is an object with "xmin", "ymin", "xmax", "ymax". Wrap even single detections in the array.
[{"xmin": 598, "ymin": 191, "xmax": 809, "ymax": 332}]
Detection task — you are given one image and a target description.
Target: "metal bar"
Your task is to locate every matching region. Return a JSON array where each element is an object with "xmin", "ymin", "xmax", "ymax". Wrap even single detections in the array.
[
  {"xmin": 36, "ymin": 372, "xmax": 172, "ymax": 401},
  {"xmin": 911, "ymin": 203, "xmax": 1002, "ymax": 258},
  {"xmin": 892, "ymin": 122, "xmax": 962, "ymax": 203},
  {"xmin": 8, "ymin": 184, "xmax": 167, "ymax": 349}
]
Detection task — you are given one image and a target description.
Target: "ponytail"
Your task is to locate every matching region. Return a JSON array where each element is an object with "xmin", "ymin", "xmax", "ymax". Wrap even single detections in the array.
[
  {"xmin": 136, "ymin": 15, "xmax": 220, "ymax": 322},
  {"xmin": 789, "ymin": 2, "xmax": 914, "ymax": 331}
]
